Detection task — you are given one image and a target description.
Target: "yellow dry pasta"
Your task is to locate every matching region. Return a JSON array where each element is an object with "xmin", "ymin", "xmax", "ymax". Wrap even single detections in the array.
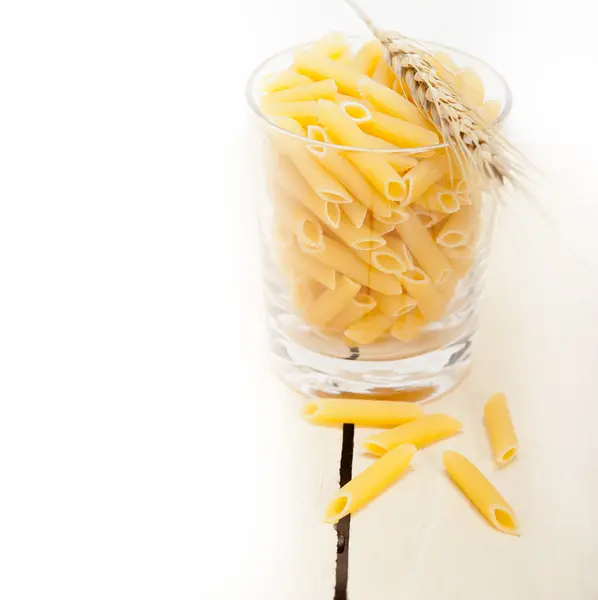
[
  {"xmin": 294, "ymin": 48, "xmax": 362, "ymax": 96},
  {"xmin": 281, "ymin": 245, "xmax": 336, "ymax": 290},
  {"xmin": 312, "ymin": 235, "xmax": 404, "ymax": 295},
  {"xmin": 262, "ymin": 100, "xmax": 319, "ymax": 125},
  {"xmin": 399, "ymin": 269, "xmax": 445, "ymax": 322},
  {"xmin": 312, "ymin": 32, "xmax": 350, "ymax": 60},
  {"xmin": 357, "ymin": 77, "xmax": 431, "ymax": 128},
  {"xmin": 390, "ymin": 309, "xmax": 426, "ymax": 342},
  {"xmin": 443, "ymin": 450, "xmax": 520, "ymax": 536},
  {"xmin": 353, "ymin": 133, "xmax": 420, "ymax": 173},
  {"xmin": 385, "ymin": 234, "xmax": 415, "ymax": 270},
  {"xmin": 302, "ymin": 397, "xmax": 423, "ymax": 427},
  {"xmin": 344, "ymin": 308, "xmax": 396, "ymax": 345},
  {"xmin": 266, "ymin": 79, "xmax": 338, "ymax": 103},
  {"xmin": 364, "ymin": 414, "xmax": 463, "ymax": 455},
  {"xmin": 303, "ymin": 275, "xmax": 361, "ymax": 327},
  {"xmin": 420, "ymin": 184, "xmax": 461, "ymax": 214},
  {"xmin": 484, "ymin": 393, "xmax": 519, "ymax": 465},
  {"xmin": 403, "ymin": 154, "xmax": 449, "ymax": 205},
  {"xmin": 371, "ymin": 291, "xmax": 417, "ymax": 317},
  {"xmin": 369, "ymin": 247, "xmax": 408, "ymax": 274},
  {"xmin": 341, "ymin": 200, "xmax": 368, "ymax": 228},
  {"xmin": 436, "ymin": 207, "xmax": 473, "ymax": 248},
  {"xmin": 275, "ymin": 156, "xmax": 341, "ymax": 229},
  {"xmin": 316, "ymin": 100, "xmax": 407, "ymax": 202},
  {"xmin": 369, "ymin": 219, "xmax": 396, "ymax": 236},
  {"xmin": 395, "ymin": 209, "xmax": 453, "ymax": 284},
  {"xmin": 353, "ymin": 40, "xmax": 383, "ymax": 76},
  {"xmin": 371, "ymin": 55, "xmax": 397, "ymax": 88},
  {"xmin": 270, "ymin": 116, "xmax": 354, "ymax": 204},
  {"xmin": 262, "ymin": 69, "xmax": 312, "ymax": 93},
  {"xmin": 327, "ymin": 291, "xmax": 377, "ymax": 332},
  {"xmin": 334, "ymin": 213, "xmax": 386, "ymax": 250},
  {"xmin": 443, "ymin": 245, "xmax": 475, "ymax": 278},
  {"xmin": 339, "ymin": 100, "xmax": 372, "ymax": 124},
  {"xmin": 359, "ymin": 109, "xmax": 441, "ymax": 149},
  {"xmin": 306, "ymin": 125, "xmax": 395, "ymax": 218},
  {"xmin": 374, "ymin": 204, "xmax": 410, "ymax": 225},
  {"xmin": 324, "ymin": 444, "xmax": 417, "ymax": 524},
  {"xmin": 290, "ymin": 277, "xmax": 322, "ymax": 315},
  {"xmin": 455, "ymin": 67, "xmax": 485, "ymax": 106},
  {"xmin": 478, "ymin": 100, "xmax": 502, "ymax": 124}
]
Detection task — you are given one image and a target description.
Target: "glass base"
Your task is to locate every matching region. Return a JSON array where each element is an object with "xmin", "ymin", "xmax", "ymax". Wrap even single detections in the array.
[{"xmin": 269, "ymin": 327, "xmax": 474, "ymax": 402}]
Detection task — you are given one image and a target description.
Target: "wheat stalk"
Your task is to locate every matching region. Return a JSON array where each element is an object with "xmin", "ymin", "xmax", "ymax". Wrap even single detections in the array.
[{"xmin": 345, "ymin": 0, "xmax": 523, "ymax": 188}]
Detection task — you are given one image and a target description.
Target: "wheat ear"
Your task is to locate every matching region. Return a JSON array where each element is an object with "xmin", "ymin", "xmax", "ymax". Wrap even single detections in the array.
[{"xmin": 344, "ymin": 0, "xmax": 523, "ymax": 188}]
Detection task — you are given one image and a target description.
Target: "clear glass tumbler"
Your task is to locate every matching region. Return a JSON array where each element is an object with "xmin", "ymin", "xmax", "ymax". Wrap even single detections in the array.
[{"xmin": 246, "ymin": 37, "xmax": 512, "ymax": 401}]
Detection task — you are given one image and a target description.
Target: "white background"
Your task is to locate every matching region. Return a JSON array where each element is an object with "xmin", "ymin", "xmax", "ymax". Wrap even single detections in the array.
[{"xmin": 1, "ymin": 1, "xmax": 597, "ymax": 599}]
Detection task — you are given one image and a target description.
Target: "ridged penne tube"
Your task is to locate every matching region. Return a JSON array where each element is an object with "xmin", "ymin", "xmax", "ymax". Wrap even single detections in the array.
[
  {"xmin": 363, "ymin": 414, "xmax": 463, "ymax": 455},
  {"xmin": 344, "ymin": 308, "xmax": 396, "ymax": 345},
  {"xmin": 267, "ymin": 79, "xmax": 338, "ymax": 103},
  {"xmin": 353, "ymin": 40, "xmax": 383, "ymax": 76},
  {"xmin": 420, "ymin": 184, "xmax": 461, "ymax": 214},
  {"xmin": 399, "ymin": 269, "xmax": 445, "ymax": 322},
  {"xmin": 312, "ymin": 32, "xmax": 350, "ymax": 60},
  {"xmin": 313, "ymin": 235, "xmax": 404, "ymax": 295},
  {"xmin": 306, "ymin": 126, "xmax": 395, "ymax": 218},
  {"xmin": 324, "ymin": 444, "xmax": 417, "ymax": 524},
  {"xmin": 262, "ymin": 69, "xmax": 312, "ymax": 93},
  {"xmin": 455, "ymin": 67, "xmax": 485, "ymax": 106},
  {"xmin": 316, "ymin": 100, "xmax": 407, "ymax": 202},
  {"xmin": 340, "ymin": 100, "xmax": 372, "ymax": 124},
  {"xmin": 436, "ymin": 207, "xmax": 473, "ymax": 248},
  {"xmin": 443, "ymin": 451, "xmax": 520, "ymax": 536},
  {"xmin": 334, "ymin": 214, "xmax": 386, "ymax": 250},
  {"xmin": 395, "ymin": 209, "xmax": 453, "ymax": 285},
  {"xmin": 477, "ymin": 100, "xmax": 502, "ymax": 124},
  {"xmin": 359, "ymin": 110, "xmax": 441, "ymax": 149},
  {"xmin": 327, "ymin": 291, "xmax": 377, "ymax": 332},
  {"xmin": 484, "ymin": 393, "xmax": 519, "ymax": 465},
  {"xmin": 403, "ymin": 154, "xmax": 449, "ymax": 205},
  {"xmin": 272, "ymin": 186, "xmax": 324, "ymax": 250},
  {"xmin": 294, "ymin": 49, "xmax": 362, "ymax": 96},
  {"xmin": 302, "ymin": 397, "xmax": 423, "ymax": 427},
  {"xmin": 371, "ymin": 291, "xmax": 416, "ymax": 317},
  {"xmin": 282, "ymin": 245, "xmax": 336, "ymax": 290},
  {"xmin": 371, "ymin": 55, "xmax": 397, "ymax": 88},
  {"xmin": 341, "ymin": 200, "xmax": 368, "ymax": 228},
  {"xmin": 384, "ymin": 234, "xmax": 415, "ymax": 270},
  {"xmin": 275, "ymin": 157, "xmax": 341, "ymax": 229},
  {"xmin": 357, "ymin": 77, "xmax": 431, "ymax": 128},
  {"xmin": 303, "ymin": 275, "xmax": 361, "ymax": 327},
  {"xmin": 390, "ymin": 309, "xmax": 426, "ymax": 342},
  {"xmin": 262, "ymin": 100, "xmax": 319, "ymax": 125}
]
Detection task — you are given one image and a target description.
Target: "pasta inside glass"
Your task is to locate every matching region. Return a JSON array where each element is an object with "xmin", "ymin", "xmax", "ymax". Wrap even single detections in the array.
[{"xmin": 246, "ymin": 35, "xmax": 512, "ymax": 401}]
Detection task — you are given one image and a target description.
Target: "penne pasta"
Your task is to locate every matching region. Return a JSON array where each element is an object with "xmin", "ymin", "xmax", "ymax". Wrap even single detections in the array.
[
  {"xmin": 266, "ymin": 79, "xmax": 338, "ymax": 103},
  {"xmin": 369, "ymin": 219, "xmax": 396, "ymax": 236},
  {"xmin": 353, "ymin": 40, "xmax": 383, "ymax": 76},
  {"xmin": 455, "ymin": 67, "xmax": 485, "ymax": 106},
  {"xmin": 327, "ymin": 291, "xmax": 377, "ymax": 332},
  {"xmin": 303, "ymin": 275, "xmax": 361, "ymax": 326},
  {"xmin": 340, "ymin": 100, "xmax": 372, "ymax": 124},
  {"xmin": 262, "ymin": 99, "xmax": 319, "ymax": 125},
  {"xmin": 262, "ymin": 68, "xmax": 312, "ymax": 93},
  {"xmin": 290, "ymin": 276, "xmax": 323, "ymax": 315},
  {"xmin": 403, "ymin": 154, "xmax": 449, "ymax": 205},
  {"xmin": 274, "ymin": 156, "xmax": 342, "ymax": 229},
  {"xmin": 344, "ymin": 307, "xmax": 396, "ymax": 345},
  {"xmin": 302, "ymin": 397, "xmax": 424, "ymax": 427},
  {"xmin": 341, "ymin": 199, "xmax": 368, "ymax": 228},
  {"xmin": 306, "ymin": 125, "xmax": 395, "ymax": 218},
  {"xmin": 368, "ymin": 246, "xmax": 409, "ymax": 274},
  {"xmin": 477, "ymin": 99, "xmax": 502, "ymax": 124},
  {"xmin": 371, "ymin": 291, "xmax": 417, "ymax": 317},
  {"xmin": 334, "ymin": 213, "xmax": 386, "ymax": 250},
  {"xmin": 436, "ymin": 207, "xmax": 473, "ymax": 248},
  {"xmin": 443, "ymin": 450, "xmax": 520, "ymax": 536},
  {"xmin": 374, "ymin": 204, "xmax": 410, "ymax": 225},
  {"xmin": 363, "ymin": 414, "xmax": 463, "ymax": 455},
  {"xmin": 419, "ymin": 184, "xmax": 461, "ymax": 214},
  {"xmin": 294, "ymin": 49, "xmax": 363, "ymax": 96},
  {"xmin": 399, "ymin": 269, "xmax": 445, "ymax": 321},
  {"xmin": 316, "ymin": 100, "xmax": 408, "ymax": 202},
  {"xmin": 395, "ymin": 209, "xmax": 453, "ymax": 284},
  {"xmin": 432, "ymin": 50, "xmax": 458, "ymax": 73},
  {"xmin": 359, "ymin": 109, "xmax": 441, "ymax": 149},
  {"xmin": 312, "ymin": 32, "xmax": 350, "ymax": 61},
  {"xmin": 324, "ymin": 444, "xmax": 417, "ymax": 524},
  {"xmin": 443, "ymin": 245, "xmax": 475, "ymax": 278},
  {"xmin": 484, "ymin": 393, "xmax": 518, "ymax": 465},
  {"xmin": 282, "ymin": 245, "xmax": 336, "ymax": 290},
  {"xmin": 390, "ymin": 309, "xmax": 426, "ymax": 342},
  {"xmin": 384, "ymin": 234, "xmax": 415, "ymax": 270},
  {"xmin": 312, "ymin": 235, "xmax": 404, "ymax": 295},
  {"xmin": 371, "ymin": 55, "xmax": 397, "ymax": 88},
  {"xmin": 358, "ymin": 77, "xmax": 431, "ymax": 128}
]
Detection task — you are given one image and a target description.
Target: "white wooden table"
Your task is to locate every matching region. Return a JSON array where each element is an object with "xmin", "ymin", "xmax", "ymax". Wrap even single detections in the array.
[{"xmin": 256, "ymin": 156, "xmax": 598, "ymax": 600}]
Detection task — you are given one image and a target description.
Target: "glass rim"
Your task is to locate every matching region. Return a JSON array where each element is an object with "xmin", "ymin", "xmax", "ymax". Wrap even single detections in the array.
[{"xmin": 245, "ymin": 35, "xmax": 513, "ymax": 155}]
